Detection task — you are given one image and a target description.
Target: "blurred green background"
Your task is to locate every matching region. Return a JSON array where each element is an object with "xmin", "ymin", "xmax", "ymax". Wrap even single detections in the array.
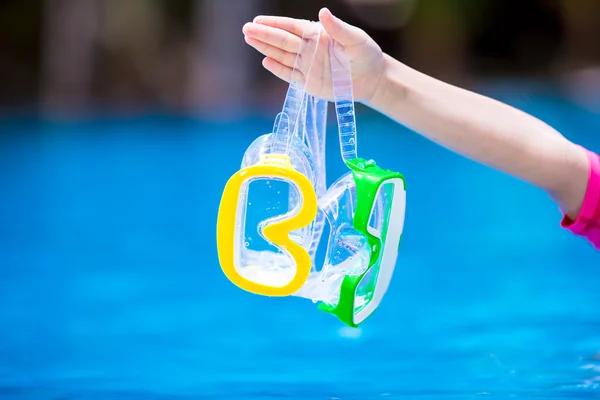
[{"xmin": 1, "ymin": 0, "xmax": 599, "ymax": 117}]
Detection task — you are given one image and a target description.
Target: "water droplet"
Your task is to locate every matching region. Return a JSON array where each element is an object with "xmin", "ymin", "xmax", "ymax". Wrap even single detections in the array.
[
  {"xmin": 245, "ymin": 242, "xmax": 249, "ymax": 247},
  {"xmin": 349, "ymin": 138, "xmax": 355, "ymax": 144}
]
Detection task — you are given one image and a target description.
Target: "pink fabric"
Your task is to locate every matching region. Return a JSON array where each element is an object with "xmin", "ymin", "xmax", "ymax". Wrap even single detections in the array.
[{"xmin": 561, "ymin": 148, "xmax": 600, "ymax": 249}]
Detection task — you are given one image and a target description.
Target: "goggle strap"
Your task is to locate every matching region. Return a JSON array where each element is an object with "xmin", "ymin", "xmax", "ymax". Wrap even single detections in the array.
[{"xmin": 271, "ymin": 22, "xmax": 322, "ymax": 155}]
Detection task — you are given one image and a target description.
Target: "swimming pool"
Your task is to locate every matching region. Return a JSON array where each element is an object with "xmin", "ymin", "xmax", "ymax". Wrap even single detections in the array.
[{"xmin": 0, "ymin": 92, "xmax": 599, "ymax": 398}]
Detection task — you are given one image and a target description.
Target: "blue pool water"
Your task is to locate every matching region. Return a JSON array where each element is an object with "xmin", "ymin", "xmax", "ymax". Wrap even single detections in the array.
[{"xmin": 0, "ymin": 93, "xmax": 599, "ymax": 399}]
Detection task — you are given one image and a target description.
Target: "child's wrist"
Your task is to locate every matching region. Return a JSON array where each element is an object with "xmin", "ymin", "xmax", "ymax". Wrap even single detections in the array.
[{"xmin": 364, "ymin": 53, "xmax": 404, "ymax": 113}]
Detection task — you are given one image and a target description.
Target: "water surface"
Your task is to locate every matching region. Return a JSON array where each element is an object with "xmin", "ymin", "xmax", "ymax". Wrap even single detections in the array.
[{"xmin": 0, "ymin": 94, "xmax": 599, "ymax": 398}]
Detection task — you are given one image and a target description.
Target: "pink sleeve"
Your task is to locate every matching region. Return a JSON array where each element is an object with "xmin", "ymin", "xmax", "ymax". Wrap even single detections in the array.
[{"xmin": 561, "ymin": 148, "xmax": 600, "ymax": 249}]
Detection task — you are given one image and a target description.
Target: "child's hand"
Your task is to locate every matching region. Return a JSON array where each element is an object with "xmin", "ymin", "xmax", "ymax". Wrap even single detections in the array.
[{"xmin": 242, "ymin": 8, "xmax": 385, "ymax": 103}]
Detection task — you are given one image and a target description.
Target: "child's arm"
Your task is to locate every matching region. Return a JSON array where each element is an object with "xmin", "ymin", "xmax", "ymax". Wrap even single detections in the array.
[
  {"xmin": 368, "ymin": 53, "xmax": 590, "ymax": 219},
  {"xmin": 244, "ymin": 8, "xmax": 600, "ymax": 247}
]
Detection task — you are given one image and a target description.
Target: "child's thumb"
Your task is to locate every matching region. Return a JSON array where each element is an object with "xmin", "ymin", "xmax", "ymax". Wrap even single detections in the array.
[{"xmin": 319, "ymin": 8, "xmax": 364, "ymax": 47}]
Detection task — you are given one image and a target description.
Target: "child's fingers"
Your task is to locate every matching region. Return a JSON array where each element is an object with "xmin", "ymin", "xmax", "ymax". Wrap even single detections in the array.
[
  {"xmin": 252, "ymin": 15, "xmax": 307, "ymax": 38},
  {"xmin": 319, "ymin": 7, "xmax": 366, "ymax": 47},
  {"xmin": 242, "ymin": 23, "xmax": 300, "ymax": 54},
  {"xmin": 244, "ymin": 37, "xmax": 297, "ymax": 69},
  {"xmin": 262, "ymin": 57, "xmax": 293, "ymax": 83},
  {"xmin": 263, "ymin": 57, "xmax": 307, "ymax": 86}
]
